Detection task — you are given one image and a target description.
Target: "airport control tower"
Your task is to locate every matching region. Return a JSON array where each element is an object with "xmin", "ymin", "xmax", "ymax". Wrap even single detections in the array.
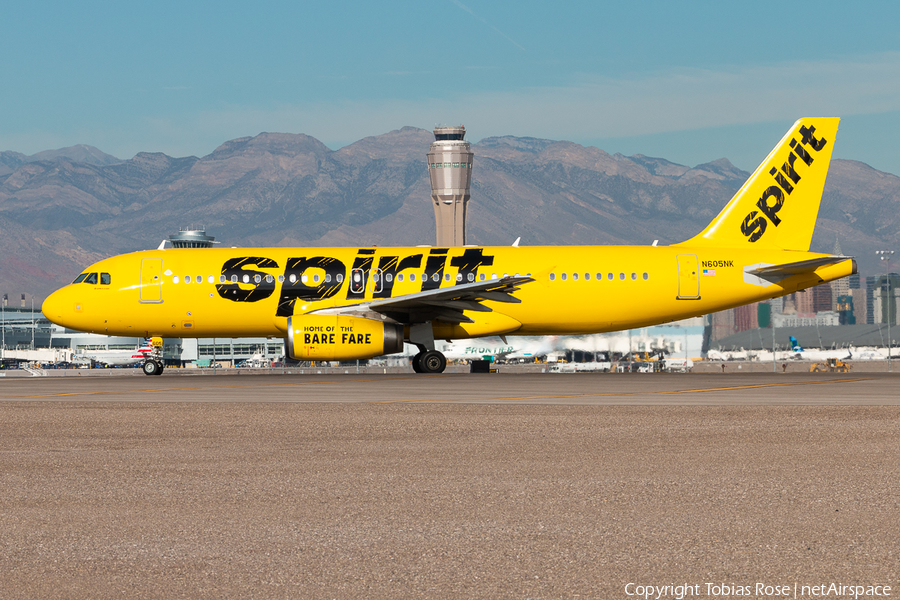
[
  {"xmin": 167, "ymin": 227, "xmax": 217, "ymax": 248},
  {"xmin": 427, "ymin": 126, "xmax": 473, "ymax": 246}
]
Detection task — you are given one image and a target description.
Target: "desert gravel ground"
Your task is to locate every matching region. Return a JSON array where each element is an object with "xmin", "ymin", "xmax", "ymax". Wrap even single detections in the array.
[{"xmin": 0, "ymin": 374, "xmax": 898, "ymax": 599}]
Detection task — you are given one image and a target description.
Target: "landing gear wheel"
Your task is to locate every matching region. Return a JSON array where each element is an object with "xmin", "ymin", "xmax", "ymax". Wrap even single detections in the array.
[
  {"xmin": 154, "ymin": 362, "xmax": 164, "ymax": 375},
  {"xmin": 419, "ymin": 350, "xmax": 447, "ymax": 374},
  {"xmin": 142, "ymin": 360, "xmax": 160, "ymax": 376},
  {"xmin": 411, "ymin": 352, "xmax": 424, "ymax": 373}
]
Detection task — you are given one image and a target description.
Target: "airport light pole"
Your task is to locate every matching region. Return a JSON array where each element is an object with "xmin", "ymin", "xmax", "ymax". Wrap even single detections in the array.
[{"xmin": 876, "ymin": 250, "xmax": 894, "ymax": 372}]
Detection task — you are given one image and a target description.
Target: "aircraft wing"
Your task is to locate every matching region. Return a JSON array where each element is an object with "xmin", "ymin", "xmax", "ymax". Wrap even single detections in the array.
[
  {"xmin": 307, "ymin": 276, "xmax": 535, "ymax": 324},
  {"xmin": 746, "ymin": 256, "xmax": 854, "ymax": 283}
]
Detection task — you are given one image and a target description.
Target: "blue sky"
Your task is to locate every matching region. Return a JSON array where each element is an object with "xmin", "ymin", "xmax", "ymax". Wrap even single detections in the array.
[{"xmin": 3, "ymin": 0, "xmax": 900, "ymax": 174}]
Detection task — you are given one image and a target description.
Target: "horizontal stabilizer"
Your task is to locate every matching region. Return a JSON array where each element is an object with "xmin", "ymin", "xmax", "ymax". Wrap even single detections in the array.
[{"xmin": 746, "ymin": 255, "xmax": 855, "ymax": 284}]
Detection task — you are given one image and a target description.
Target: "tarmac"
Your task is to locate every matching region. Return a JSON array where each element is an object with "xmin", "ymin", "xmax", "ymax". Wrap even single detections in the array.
[{"xmin": 1, "ymin": 371, "xmax": 898, "ymax": 598}]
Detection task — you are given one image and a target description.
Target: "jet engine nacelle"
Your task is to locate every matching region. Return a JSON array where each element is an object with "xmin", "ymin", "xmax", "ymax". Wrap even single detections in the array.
[{"xmin": 286, "ymin": 315, "xmax": 404, "ymax": 361}]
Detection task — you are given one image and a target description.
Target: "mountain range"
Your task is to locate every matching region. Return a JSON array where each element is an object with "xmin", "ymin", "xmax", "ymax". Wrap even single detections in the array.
[{"xmin": 2, "ymin": 128, "xmax": 898, "ymax": 301}]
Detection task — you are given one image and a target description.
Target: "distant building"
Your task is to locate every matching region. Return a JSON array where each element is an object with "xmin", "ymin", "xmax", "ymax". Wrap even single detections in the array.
[
  {"xmin": 835, "ymin": 294, "xmax": 855, "ymax": 325},
  {"xmin": 829, "ymin": 239, "xmax": 850, "ymax": 308},
  {"xmin": 873, "ymin": 273, "xmax": 900, "ymax": 325},
  {"xmin": 866, "ymin": 276, "xmax": 876, "ymax": 324},
  {"xmin": 812, "ymin": 284, "xmax": 833, "ymax": 313},
  {"xmin": 733, "ymin": 302, "xmax": 760, "ymax": 332},
  {"xmin": 793, "ymin": 290, "xmax": 815, "ymax": 315},
  {"xmin": 773, "ymin": 311, "xmax": 840, "ymax": 328},
  {"xmin": 851, "ymin": 288, "xmax": 868, "ymax": 324}
]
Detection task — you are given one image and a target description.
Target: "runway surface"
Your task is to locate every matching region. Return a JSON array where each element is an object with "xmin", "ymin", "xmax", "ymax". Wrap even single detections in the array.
[
  {"xmin": 2, "ymin": 372, "xmax": 898, "ymax": 598},
  {"xmin": 2, "ymin": 371, "xmax": 899, "ymax": 404}
]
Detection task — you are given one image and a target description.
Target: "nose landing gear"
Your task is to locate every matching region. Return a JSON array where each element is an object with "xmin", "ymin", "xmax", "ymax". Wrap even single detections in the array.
[
  {"xmin": 142, "ymin": 359, "xmax": 164, "ymax": 376},
  {"xmin": 142, "ymin": 336, "xmax": 165, "ymax": 376}
]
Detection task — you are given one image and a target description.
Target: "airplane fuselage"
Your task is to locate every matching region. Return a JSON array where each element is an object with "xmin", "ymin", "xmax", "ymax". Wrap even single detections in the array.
[{"xmin": 43, "ymin": 244, "xmax": 854, "ymax": 341}]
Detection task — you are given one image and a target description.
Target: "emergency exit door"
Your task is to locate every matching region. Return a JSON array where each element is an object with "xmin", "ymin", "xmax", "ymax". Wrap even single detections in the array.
[
  {"xmin": 140, "ymin": 258, "xmax": 163, "ymax": 303},
  {"xmin": 676, "ymin": 254, "xmax": 700, "ymax": 300}
]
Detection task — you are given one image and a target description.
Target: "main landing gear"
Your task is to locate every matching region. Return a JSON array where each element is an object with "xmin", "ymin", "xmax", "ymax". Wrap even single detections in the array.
[
  {"xmin": 411, "ymin": 350, "xmax": 447, "ymax": 374},
  {"xmin": 408, "ymin": 322, "xmax": 446, "ymax": 374},
  {"xmin": 142, "ymin": 359, "xmax": 164, "ymax": 376}
]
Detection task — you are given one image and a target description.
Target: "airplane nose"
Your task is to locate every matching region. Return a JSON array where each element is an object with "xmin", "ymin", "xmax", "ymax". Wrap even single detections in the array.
[{"xmin": 42, "ymin": 287, "xmax": 70, "ymax": 327}]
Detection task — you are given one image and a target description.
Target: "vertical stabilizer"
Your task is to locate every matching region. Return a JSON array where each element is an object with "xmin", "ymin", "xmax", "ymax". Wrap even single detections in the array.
[{"xmin": 677, "ymin": 118, "xmax": 839, "ymax": 251}]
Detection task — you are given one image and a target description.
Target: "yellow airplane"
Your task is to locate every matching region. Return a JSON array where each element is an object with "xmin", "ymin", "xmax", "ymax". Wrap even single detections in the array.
[{"xmin": 42, "ymin": 117, "xmax": 855, "ymax": 375}]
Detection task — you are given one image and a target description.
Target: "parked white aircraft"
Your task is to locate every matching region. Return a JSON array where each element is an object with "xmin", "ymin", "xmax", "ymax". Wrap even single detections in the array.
[
  {"xmin": 77, "ymin": 340, "xmax": 153, "ymax": 366},
  {"xmin": 787, "ymin": 336, "xmax": 852, "ymax": 361},
  {"xmin": 438, "ymin": 336, "xmax": 557, "ymax": 362}
]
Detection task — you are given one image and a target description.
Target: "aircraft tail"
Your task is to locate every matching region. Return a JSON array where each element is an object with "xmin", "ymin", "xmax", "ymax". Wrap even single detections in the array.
[
  {"xmin": 789, "ymin": 336, "xmax": 803, "ymax": 352},
  {"xmin": 676, "ymin": 118, "xmax": 839, "ymax": 251}
]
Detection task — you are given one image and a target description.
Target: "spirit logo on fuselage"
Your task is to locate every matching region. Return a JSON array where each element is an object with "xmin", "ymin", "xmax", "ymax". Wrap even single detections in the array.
[
  {"xmin": 740, "ymin": 125, "xmax": 828, "ymax": 243},
  {"xmin": 214, "ymin": 248, "xmax": 495, "ymax": 316}
]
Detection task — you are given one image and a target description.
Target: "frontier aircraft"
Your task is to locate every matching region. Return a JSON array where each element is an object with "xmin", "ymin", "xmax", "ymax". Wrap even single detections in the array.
[{"xmin": 42, "ymin": 118, "xmax": 855, "ymax": 375}]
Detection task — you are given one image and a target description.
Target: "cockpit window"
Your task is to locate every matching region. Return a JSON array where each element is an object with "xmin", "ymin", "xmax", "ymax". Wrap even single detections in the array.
[
  {"xmin": 73, "ymin": 273, "xmax": 88, "ymax": 284},
  {"xmin": 100, "ymin": 273, "xmax": 111, "ymax": 285},
  {"xmin": 84, "ymin": 273, "xmax": 98, "ymax": 285}
]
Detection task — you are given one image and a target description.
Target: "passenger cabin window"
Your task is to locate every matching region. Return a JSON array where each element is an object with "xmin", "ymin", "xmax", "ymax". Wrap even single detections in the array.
[
  {"xmin": 185, "ymin": 275, "xmax": 192, "ymax": 284},
  {"xmin": 84, "ymin": 273, "xmax": 98, "ymax": 285},
  {"xmin": 73, "ymin": 273, "xmax": 88, "ymax": 284}
]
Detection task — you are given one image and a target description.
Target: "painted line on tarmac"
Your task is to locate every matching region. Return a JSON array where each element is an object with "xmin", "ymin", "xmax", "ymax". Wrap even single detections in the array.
[
  {"xmin": 0, "ymin": 376, "xmax": 425, "ymax": 400},
  {"xmin": 374, "ymin": 377, "xmax": 871, "ymax": 403}
]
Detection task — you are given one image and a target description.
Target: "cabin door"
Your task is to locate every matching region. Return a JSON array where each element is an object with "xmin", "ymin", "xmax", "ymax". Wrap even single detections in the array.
[
  {"xmin": 140, "ymin": 258, "xmax": 163, "ymax": 304},
  {"xmin": 676, "ymin": 254, "xmax": 700, "ymax": 300}
]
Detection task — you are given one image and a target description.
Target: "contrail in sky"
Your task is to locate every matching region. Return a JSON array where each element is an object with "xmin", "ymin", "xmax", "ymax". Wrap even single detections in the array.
[{"xmin": 449, "ymin": 0, "xmax": 526, "ymax": 51}]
